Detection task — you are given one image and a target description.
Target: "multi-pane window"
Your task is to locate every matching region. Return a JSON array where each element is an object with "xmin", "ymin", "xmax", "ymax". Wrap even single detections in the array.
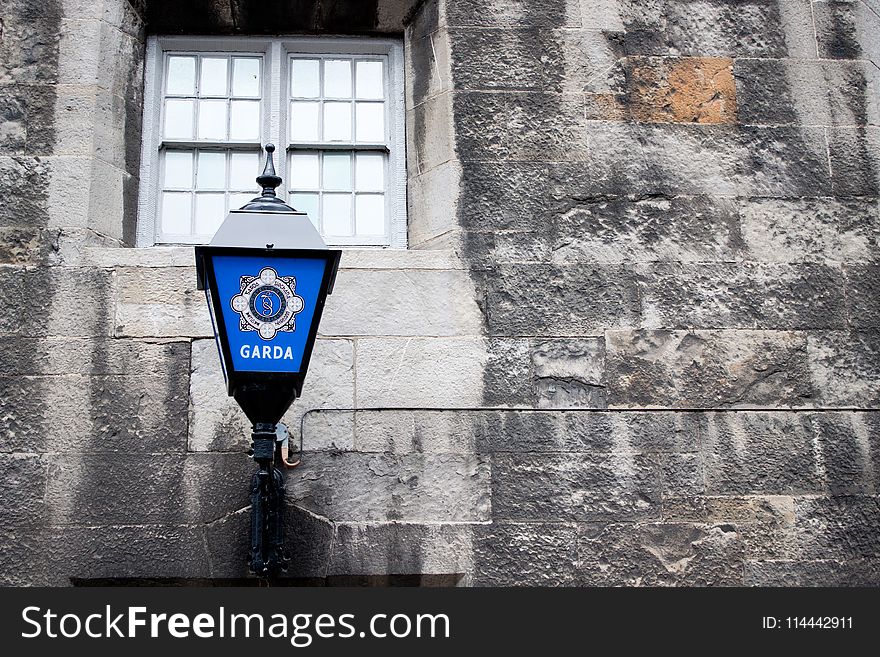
[
  {"xmin": 138, "ymin": 37, "xmax": 406, "ymax": 247},
  {"xmin": 287, "ymin": 56, "xmax": 389, "ymax": 240}
]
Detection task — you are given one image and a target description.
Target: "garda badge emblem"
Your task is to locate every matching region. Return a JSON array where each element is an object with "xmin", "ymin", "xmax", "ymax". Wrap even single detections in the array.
[{"xmin": 230, "ymin": 267, "xmax": 304, "ymax": 341}]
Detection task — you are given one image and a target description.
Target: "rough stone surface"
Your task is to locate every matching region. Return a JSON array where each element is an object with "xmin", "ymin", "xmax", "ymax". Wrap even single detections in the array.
[{"xmin": 2, "ymin": 0, "xmax": 879, "ymax": 587}]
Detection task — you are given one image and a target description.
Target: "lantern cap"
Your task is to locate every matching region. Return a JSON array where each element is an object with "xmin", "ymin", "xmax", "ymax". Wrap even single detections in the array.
[{"xmin": 239, "ymin": 144, "xmax": 297, "ymax": 213}]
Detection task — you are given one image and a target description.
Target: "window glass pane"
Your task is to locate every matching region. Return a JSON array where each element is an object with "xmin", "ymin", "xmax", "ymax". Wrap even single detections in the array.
[
  {"xmin": 164, "ymin": 99, "xmax": 194, "ymax": 139},
  {"xmin": 200, "ymin": 57, "xmax": 228, "ymax": 96},
  {"xmin": 163, "ymin": 151, "xmax": 193, "ymax": 189},
  {"xmin": 196, "ymin": 151, "xmax": 226, "ymax": 189},
  {"xmin": 324, "ymin": 59, "xmax": 352, "ymax": 98},
  {"xmin": 232, "ymin": 58, "xmax": 260, "ymax": 97},
  {"xmin": 290, "ymin": 101, "xmax": 320, "ymax": 141},
  {"xmin": 356, "ymin": 61, "xmax": 383, "ymax": 99},
  {"xmin": 291, "ymin": 193, "xmax": 319, "ymax": 228},
  {"xmin": 195, "ymin": 193, "xmax": 226, "ymax": 235},
  {"xmin": 291, "ymin": 59, "xmax": 320, "ymax": 98},
  {"xmin": 290, "ymin": 152, "xmax": 320, "ymax": 189},
  {"xmin": 229, "ymin": 192, "xmax": 255, "ymax": 210},
  {"xmin": 356, "ymin": 103, "xmax": 384, "ymax": 142},
  {"xmin": 166, "ymin": 56, "xmax": 196, "ymax": 95},
  {"xmin": 229, "ymin": 151, "xmax": 260, "ymax": 190},
  {"xmin": 229, "ymin": 100, "xmax": 260, "ymax": 140},
  {"xmin": 356, "ymin": 194, "xmax": 385, "ymax": 234},
  {"xmin": 161, "ymin": 192, "xmax": 192, "ymax": 234},
  {"xmin": 323, "ymin": 194, "xmax": 352, "ymax": 235},
  {"xmin": 198, "ymin": 100, "xmax": 227, "ymax": 140},
  {"xmin": 324, "ymin": 102, "xmax": 352, "ymax": 141},
  {"xmin": 323, "ymin": 153, "xmax": 351, "ymax": 191},
  {"xmin": 355, "ymin": 152, "xmax": 384, "ymax": 191}
]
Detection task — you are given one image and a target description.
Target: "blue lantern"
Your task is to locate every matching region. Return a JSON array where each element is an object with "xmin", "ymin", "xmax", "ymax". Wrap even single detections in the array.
[{"xmin": 195, "ymin": 144, "xmax": 341, "ymax": 426}]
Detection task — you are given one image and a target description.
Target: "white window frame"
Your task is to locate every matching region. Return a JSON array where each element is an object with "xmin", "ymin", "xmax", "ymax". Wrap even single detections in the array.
[{"xmin": 137, "ymin": 35, "xmax": 407, "ymax": 248}]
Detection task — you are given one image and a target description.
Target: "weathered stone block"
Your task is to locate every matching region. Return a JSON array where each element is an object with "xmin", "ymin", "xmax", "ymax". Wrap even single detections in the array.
[
  {"xmin": 300, "ymin": 409, "xmax": 355, "ymax": 452},
  {"xmin": 486, "ymin": 264, "xmax": 640, "ymax": 336},
  {"xmin": 453, "ymin": 91, "xmax": 588, "ymax": 161},
  {"xmin": 577, "ymin": 522, "xmax": 744, "ymax": 586},
  {"xmin": 288, "ymin": 452, "xmax": 491, "ymax": 522},
  {"xmin": 810, "ymin": 412, "xmax": 880, "ymax": 496},
  {"xmin": 407, "ymin": 93, "xmax": 455, "ymax": 175},
  {"xmin": 114, "ymin": 266, "xmax": 212, "ymax": 338},
  {"xmin": 606, "ymin": 330, "xmax": 813, "ymax": 408},
  {"xmin": 738, "ymin": 197, "xmax": 879, "ymax": 263},
  {"xmin": 48, "ymin": 524, "xmax": 212, "ymax": 583},
  {"xmin": 699, "ymin": 412, "xmax": 824, "ymax": 495},
  {"xmin": 0, "ymin": 526, "xmax": 49, "ymax": 586},
  {"xmin": 844, "ymin": 263, "xmax": 880, "ymax": 327},
  {"xmin": 813, "ymin": 0, "xmax": 880, "ymax": 64},
  {"xmin": 808, "ymin": 331, "xmax": 880, "ymax": 406},
  {"xmin": 491, "ymin": 452, "xmax": 662, "ymax": 521},
  {"xmin": 584, "ymin": 124, "xmax": 831, "ymax": 197},
  {"xmin": 0, "ymin": 454, "xmax": 48, "ymax": 527},
  {"xmin": 355, "ymin": 409, "xmax": 480, "ymax": 454},
  {"xmin": 741, "ymin": 495, "xmax": 880, "ymax": 561},
  {"xmin": 829, "ymin": 127, "xmax": 880, "ymax": 197},
  {"xmin": 355, "ymin": 337, "xmax": 487, "ymax": 407},
  {"xmin": 328, "ymin": 523, "xmax": 474, "ymax": 576},
  {"xmin": 532, "ymin": 338, "xmax": 606, "ymax": 408},
  {"xmin": 456, "ymin": 160, "xmax": 550, "ymax": 231},
  {"xmin": 445, "ymin": 0, "xmax": 581, "ymax": 28},
  {"xmin": 735, "ymin": 59, "xmax": 880, "ymax": 127},
  {"xmin": 449, "ymin": 28, "xmax": 556, "ymax": 92},
  {"xmin": 0, "ymin": 0, "xmax": 62, "ymax": 85},
  {"xmin": 550, "ymin": 195, "xmax": 745, "ymax": 264},
  {"xmin": 408, "ymin": 160, "xmax": 462, "ymax": 246},
  {"xmin": 471, "ymin": 522, "xmax": 578, "ymax": 586},
  {"xmin": 745, "ymin": 559, "xmax": 880, "ymax": 586},
  {"xmin": 321, "ymin": 268, "xmax": 482, "ymax": 337},
  {"xmin": 621, "ymin": 0, "xmax": 816, "ymax": 58},
  {"xmin": 626, "ymin": 56, "xmax": 737, "ymax": 124},
  {"xmin": 0, "ymin": 267, "xmax": 115, "ymax": 336},
  {"xmin": 635, "ymin": 262, "xmax": 847, "ymax": 330},
  {"xmin": 47, "ymin": 454, "xmax": 187, "ymax": 525},
  {"xmin": 484, "ymin": 338, "xmax": 535, "ymax": 406}
]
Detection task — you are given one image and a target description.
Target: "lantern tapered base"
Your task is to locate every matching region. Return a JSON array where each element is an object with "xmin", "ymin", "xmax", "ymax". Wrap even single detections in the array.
[{"xmin": 233, "ymin": 382, "xmax": 298, "ymax": 426}]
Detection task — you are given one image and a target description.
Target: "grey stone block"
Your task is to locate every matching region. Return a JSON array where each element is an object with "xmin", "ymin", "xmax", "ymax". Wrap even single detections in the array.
[
  {"xmin": 453, "ymin": 91, "xmax": 588, "ymax": 162},
  {"xmin": 355, "ymin": 410, "xmax": 481, "ymax": 454},
  {"xmin": 486, "ymin": 264, "xmax": 640, "ymax": 336},
  {"xmin": 745, "ymin": 559, "xmax": 880, "ymax": 586},
  {"xmin": 288, "ymin": 452, "xmax": 491, "ymax": 522},
  {"xmin": 734, "ymin": 59, "xmax": 880, "ymax": 127},
  {"xmin": 114, "ymin": 266, "xmax": 212, "ymax": 338},
  {"xmin": 813, "ymin": 0, "xmax": 880, "ymax": 64},
  {"xmin": 491, "ymin": 452, "xmax": 662, "ymax": 521},
  {"xmin": 577, "ymin": 521, "xmax": 744, "ymax": 586},
  {"xmin": 449, "ymin": 28, "xmax": 555, "ymax": 92},
  {"xmin": 741, "ymin": 495, "xmax": 880, "ymax": 561},
  {"xmin": 844, "ymin": 263, "xmax": 880, "ymax": 327},
  {"xmin": 738, "ymin": 197, "xmax": 880, "ymax": 263},
  {"xmin": 445, "ymin": 0, "xmax": 581, "ymax": 28},
  {"xmin": 0, "ymin": 0, "xmax": 62, "ymax": 85},
  {"xmin": 0, "ymin": 267, "xmax": 115, "ymax": 336},
  {"xmin": 828, "ymin": 127, "xmax": 880, "ymax": 196},
  {"xmin": 532, "ymin": 337, "xmax": 606, "ymax": 408},
  {"xmin": 328, "ymin": 523, "xmax": 474, "ymax": 576},
  {"xmin": 621, "ymin": 0, "xmax": 816, "ymax": 58},
  {"xmin": 635, "ymin": 262, "xmax": 847, "ymax": 330},
  {"xmin": 808, "ymin": 331, "xmax": 880, "ymax": 406},
  {"xmin": 699, "ymin": 412, "xmax": 824, "ymax": 495},
  {"xmin": 810, "ymin": 412, "xmax": 880, "ymax": 496},
  {"xmin": 48, "ymin": 524, "xmax": 212, "ymax": 583},
  {"xmin": 549, "ymin": 195, "xmax": 745, "ymax": 264},
  {"xmin": 580, "ymin": 123, "xmax": 832, "ymax": 197},
  {"xmin": 456, "ymin": 161, "xmax": 550, "ymax": 232},
  {"xmin": 606, "ymin": 330, "xmax": 813, "ymax": 408},
  {"xmin": 0, "ymin": 454, "xmax": 48, "ymax": 527},
  {"xmin": 0, "ymin": 526, "xmax": 49, "ymax": 585},
  {"xmin": 471, "ymin": 522, "xmax": 578, "ymax": 586},
  {"xmin": 354, "ymin": 337, "xmax": 487, "ymax": 407},
  {"xmin": 484, "ymin": 338, "xmax": 535, "ymax": 406},
  {"xmin": 321, "ymin": 269, "xmax": 482, "ymax": 337}
]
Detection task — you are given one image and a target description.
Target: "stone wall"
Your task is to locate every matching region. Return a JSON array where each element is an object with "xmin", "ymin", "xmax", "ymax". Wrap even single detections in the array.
[{"xmin": 0, "ymin": 0, "xmax": 878, "ymax": 585}]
